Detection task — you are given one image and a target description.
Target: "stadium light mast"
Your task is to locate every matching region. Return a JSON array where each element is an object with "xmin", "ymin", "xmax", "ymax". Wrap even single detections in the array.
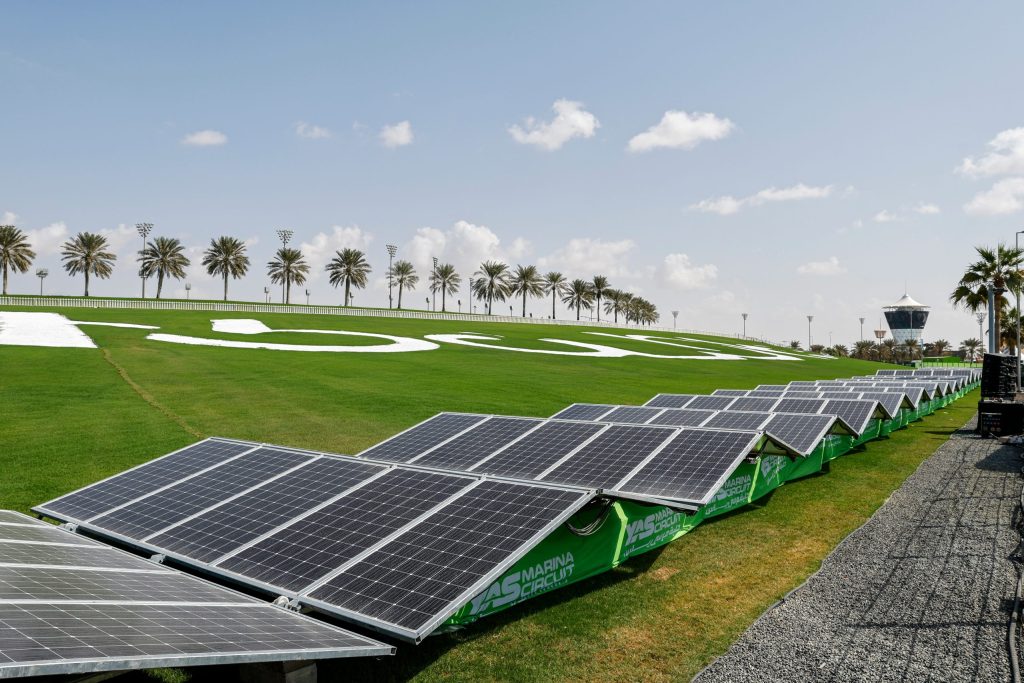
[
  {"xmin": 386, "ymin": 244, "xmax": 398, "ymax": 309},
  {"xmin": 859, "ymin": 317, "xmax": 865, "ymax": 341},
  {"xmin": 184, "ymin": 283, "xmax": 191, "ymax": 300},
  {"xmin": 672, "ymin": 310, "xmax": 679, "ymax": 330},
  {"xmin": 35, "ymin": 268, "xmax": 48, "ymax": 295},
  {"xmin": 275, "ymin": 229, "xmax": 293, "ymax": 304},
  {"xmin": 742, "ymin": 312, "xmax": 748, "ymax": 337},
  {"xmin": 432, "ymin": 256, "xmax": 438, "ymax": 312},
  {"xmin": 263, "ymin": 286, "xmax": 270, "ymax": 304},
  {"xmin": 306, "ymin": 289, "xmax": 310, "ymax": 305},
  {"xmin": 136, "ymin": 223, "xmax": 153, "ymax": 298},
  {"xmin": 806, "ymin": 315, "xmax": 814, "ymax": 350}
]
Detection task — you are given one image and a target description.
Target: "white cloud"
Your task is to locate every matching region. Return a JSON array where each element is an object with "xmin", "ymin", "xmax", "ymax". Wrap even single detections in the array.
[
  {"xmin": 24, "ymin": 221, "xmax": 69, "ymax": 255},
  {"xmin": 873, "ymin": 209, "xmax": 901, "ymax": 223},
  {"xmin": 402, "ymin": 220, "xmax": 533, "ymax": 286},
  {"xmin": 627, "ymin": 110, "xmax": 734, "ymax": 152},
  {"xmin": 508, "ymin": 99, "xmax": 599, "ymax": 151},
  {"xmin": 914, "ymin": 202, "xmax": 940, "ymax": 215},
  {"xmin": 379, "ymin": 121, "xmax": 414, "ymax": 148},
  {"xmin": 300, "ymin": 225, "xmax": 375, "ymax": 277},
  {"xmin": 659, "ymin": 253, "xmax": 718, "ymax": 290},
  {"xmin": 295, "ymin": 122, "xmax": 331, "ymax": 139},
  {"xmin": 1, "ymin": 211, "xmax": 17, "ymax": 224},
  {"xmin": 797, "ymin": 256, "xmax": 846, "ymax": 276},
  {"xmin": 99, "ymin": 223, "xmax": 141, "ymax": 254},
  {"xmin": 509, "ymin": 237, "xmax": 532, "ymax": 259},
  {"xmin": 958, "ymin": 128, "xmax": 1024, "ymax": 177},
  {"xmin": 181, "ymin": 130, "xmax": 227, "ymax": 147},
  {"xmin": 964, "ymin": 177, "xmax": 1024, "ymax": 216},
  {"xmin": 538, "ymin": 238, "xmax": 636, "ymax": 277},
  {"xmin": 690, "ymin": 183, "xmax": 834, "ymax": 215}
]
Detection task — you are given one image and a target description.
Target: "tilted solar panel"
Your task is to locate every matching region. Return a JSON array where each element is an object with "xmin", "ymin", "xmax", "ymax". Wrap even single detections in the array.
[
  {"xmin": 773, "ymin": 398, "xmax": 826, "ymax": 415},
  {"xmin": 600, "ymin": 406, "xmax": 665, "ymax": 424},
  {"xmin": 780, "ymin": 390, "xmax": 823, "ymax": 398},
  {"xmin": 647, "ymin": 408, "xmax": 716, "ymax": 427},
  {"xmin": 539, "ymin": 424, "xmax": 677, "ymax": 489},
  {"xmin": 684, "ymin": 395, "xmax": 737, "ymax": 411},
  {"xmin": 550, "ymin": 403, "xmax": 617, "ymax": 420},
  {"xmin": 855, "ymin": 391, "xmax": 905, "ymax": 417},
  {"xmin": 712, "ymin": 389, "xmax": 750, "ymax": 397},
  {"xmin": 469, "ymin": 421, "xmax": 606, "ymax": 479},
  {"xmin": 643, "ymin": 394, "xmax": 698, "ymax": 409},
  {"xmin": 358, "ymin": 413, "xmax": 488, "ymax": 462},
  {"xmin": 411, "ymin": 417, "xmax": 543, "ymax": 469},
  {"xmin": 727, "ymin": 396, "xmax": 780, "ymax": 412},
  {"xmin": 763, "ymin": 413, "xmax": 835, "ymax": 454},
  {"xmin": 821, "ymin": 399, "xmax": 878, "ymax": 435},
  {"xmin": 702, "ymin": 411, "xmax": 772, "ymax": 431}
]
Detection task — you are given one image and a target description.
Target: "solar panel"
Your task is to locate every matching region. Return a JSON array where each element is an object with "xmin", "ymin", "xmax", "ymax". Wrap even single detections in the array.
[
  {"xmin": 856, "ymin": 391, "xmax": 905, "ymax": 417},
  {"xmin": 304, "ymin": 481, "xmax": 592, "ymax": 639},
  {"xmin": 788, "ymin": 381, "xmax": 818, "ymax": 387},
  {"xmin": 470, "ymin": 421, "xmax": 606, "ymax": 479},
  {"xmin": 702, "ymin": 411, "xmax": 772, "ymax": 431},
  {"xmin": 727, "ymin": 396, "xmax": 779, "ymax": 412},
  {"xmin": 644, "ymin": 394, "xmax": 697, "ymax": 409},
  {"xmin": 618, "ymin": 429, "xmax": 760, "ymax": 504},
  {"xmin": 712, "ymin": 389, "xmax": 750, "ymax": 397},
  {"xmin": 0, "ymin": 511, "xmax": 391, "ymax": 676},
  {"xmin": 539, "ymin": 425, "xmax": 677, "ymax": 489},
  {"xmin": 144, "ymin": 457, "xmax": 385, "ymax": 563},
  {"xmin": 36, "ymin": 440, "xmax": 255, "ymax": 521},
  {"xmin": 684, "ymin": 395, "xmax": 737, "ymax": 411},
  {"xmin": 358, "ymin": 413, "xmax": 488, "ymax": 462},
  {"xmin": 600, "ymin": 406, "xmax": 665, "ymax": 424},
  {"xmin": 747, "ymin": 389, "xmax": 785, "ymax": 397},
  {"xmin": 550, "ymin": 404, "xmax": 616, "ymax": 420},
  {"xmin": 88, "ymin": 448, "xmax": 314, "ymax": 541},
  {"xmin": 411, "ymin": 417, "xmax": 542, "ymax": 469},
  {"xmin": 757, "ymin": 384, "xmax": 787, "ymax": 390},
  {"xmin": 763, "ymin": 413, "xmax": 835, "ymax": 454},
  {"xmin": 773, "ymin": 398, "xmax": 826, "ymax": 414},
  {"xmin": 217, "ymin": 469, "xmax": 473, "ymax": 592},
  {"xmin": 821, "ymin": 399, "xmax": 878, "ymax": 435},
  {"xmin": 780, "ymin": 390, "xmax": 822, "ymax": 398},
  {"xmin": 876, "ymin": 369, "xmax": 897, "ymax": 376},
  {"xmin": 647, "ymin": 408, "xmax": 715, "ymax": 427}
]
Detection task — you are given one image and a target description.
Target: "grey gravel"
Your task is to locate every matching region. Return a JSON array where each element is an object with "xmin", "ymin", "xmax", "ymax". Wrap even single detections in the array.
[{"xmin": 695, "ymin": 419, "xmax": 1022, "ymax": 683}]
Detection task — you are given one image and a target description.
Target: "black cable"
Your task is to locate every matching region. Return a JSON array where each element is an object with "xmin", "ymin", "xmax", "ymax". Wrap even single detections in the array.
[{"xmin": 565, "ymin": 499, "xmax": 614, "ymax": 537}]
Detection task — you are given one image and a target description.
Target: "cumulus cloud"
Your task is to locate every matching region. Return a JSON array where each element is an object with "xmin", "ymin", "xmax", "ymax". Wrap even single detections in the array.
[
  {"xmin": 300, "ymin": 225, "xmax": 375, "ymax": 277},
  {"xmin": 404, "ymin": 220, "xmax": 523, "ymax": 277},
  {"xmin": 659, "ymin": 253, "xmax": 718, "ymax": 290},
  {"xmin": 690, "ymin": 183, "xmax": 834, "ymax": 215},
  {"xmin": 873, "ymin": 209, "xmax": 901, "ymax": 223},
  {"xmin": 964, "ymin": 177, "xmax": 1024, "ymax": 216},
  {"xmin": 1, "ymin": 211, "xmax": 17, "ymax": 224},
  {"xmin": 628, "ymin": 110, "xmax": 733, "ymax": 152},
  {"xmin": 797, "ymin": 256, "xmax": 846, "ymax": 275},
  {"xmin": 958, "ymin": 128, "xmax": 1024, "ymax": 177},
  {"xmin": 508, "ymin": 99, "xmax": 599, "ymax": 151},
  {"xmin": 914, "ymin": 202, "xmax": 940, "ymax": 215},
  {"xmin": 295, "ymin": 122, "xmax": 331, "ymax": 139},
  {"xmin": 181, "ymin": 130, "xmax": 228, "ymax": 146},
  {"xmin": 379, "ymin": 121, "xmax": 414, "ymax": 148},
  {"xmin": 538, "ymin": 238, "xmax": 636, "ymax": 277},
  {"xmin": 24, "ymin": 221, "xmax": 69, "ymax": 255}
]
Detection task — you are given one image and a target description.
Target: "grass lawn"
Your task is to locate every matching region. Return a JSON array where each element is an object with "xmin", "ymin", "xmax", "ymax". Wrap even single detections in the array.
[{"xmin": 0, "ymin": 304, "xmax": 976, "ymax": 682}]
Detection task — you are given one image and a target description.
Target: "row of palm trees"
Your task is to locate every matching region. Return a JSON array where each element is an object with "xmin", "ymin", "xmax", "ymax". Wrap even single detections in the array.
[
  {"xmin": 790, "ymin": 337, "xmax": 982, "ymax": 363},
  {"xmin": 0, "ymin": 225, "xmax": 660, "ymax": 322}
]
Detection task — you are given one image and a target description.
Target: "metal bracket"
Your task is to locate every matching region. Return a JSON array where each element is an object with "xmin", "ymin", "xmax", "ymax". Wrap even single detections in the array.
[
  {"xmin": 58, "ymin": 522, "xmax": 79, "ymax": 533},
  {"xmin": 272, "ymin": 596, "xmax": 302, "ymax": 612},
  {"xmin": 150, "ymin": 553, "xmax": 166, "ymax": 564}
]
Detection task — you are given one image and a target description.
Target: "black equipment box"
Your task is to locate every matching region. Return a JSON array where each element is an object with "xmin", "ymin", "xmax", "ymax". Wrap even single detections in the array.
[
  {"xmin": 981, "ymin": 353, "xmax": 1018, "ymax": 400},
  {"xmin": 978, "ymin": 400, "xmax": 1024, "ymax": 437}
]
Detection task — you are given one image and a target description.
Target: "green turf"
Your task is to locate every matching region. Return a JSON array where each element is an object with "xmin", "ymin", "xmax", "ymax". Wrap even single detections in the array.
[{"xmin": 0, "ymin": 304, "xmax": 971, "ymax": 682}]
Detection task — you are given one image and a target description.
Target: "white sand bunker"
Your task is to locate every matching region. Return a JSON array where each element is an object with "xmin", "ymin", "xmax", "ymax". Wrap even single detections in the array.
[
  {"xmin": 148, "ymin": 318, "xmax": 438, "ymax": 353},
  {"xmin": 0, "ymin": 312, "xmax": 97, "ymax": 348}
]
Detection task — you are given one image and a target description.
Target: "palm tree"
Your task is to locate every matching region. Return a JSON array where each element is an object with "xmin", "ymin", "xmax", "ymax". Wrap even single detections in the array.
[
  {"xmin": 603, "ymin": 289, "xmax": 626, "ymax": 323},
  {"xmin": 809, "ymin": 344, "xmax": 826, "ymax": 354},
  {"xmin": 960, "ymin": 338, "xmax": 982, "ymax": 362},
  {"xmin": 60, "ymin": 232, "xmax": 116, "ymax": 297},
  {"xmin": 428, "ymin": 262, "xmax": 460, "ymax": 312},
  {"xmin": 472, "ymin": 260, "xmax": 511, "ymax": 315},
  {"xmin": 140, "ymin": 236, "xmax": 190, "ymax": 299},
  {"xmin": 389, "ymin": 260, "xmax": 417, "ymax": 309},
  {"xmin": 267, "ymin": 247, "xmax": 309, "ymax": 304},
  {"xmin": 853, "ymin": 339, "xmax": 875, "ymax": 360},
  {"xmin": 202, "ymin": 236, "xmax": 249, "ymax": 301},
  {"xmin": 881, "ymin": 338, "xmax": 897, "ymax": 363},
  {"xmin": 789, "ymin": 341, "xmax": 802, "ymax": 350},
  {"xmin": 950, "ymin": 243, "xmax": 1024, "ymax": 348},
  {"xmin": 903, "ymin": 338, "xmax": 920, "ymax": 361},
  {"xmin": 509, "ymin": 264, "xmax": 545, "ymax": 317},
  {"xmin": 831, "ymin": 344, "xmax": 850, "ymax": 357},
  {"xmin": 591, "ymin": 275, "xmax": 610, "ymax": 322},
  {"xmin": 0, "ymin": 225, "xmax": 36, "ymax": 295},
  {"xmin": 561, "ymin": 278, "xmax": 594, "ymax": 321},
  {"xmin": 543, "ymin": 271, "xmax": 568, "ymax": 319},
  {"xmin": 326, "ymin": 248, "xmax": 371, "ymax": 307}
]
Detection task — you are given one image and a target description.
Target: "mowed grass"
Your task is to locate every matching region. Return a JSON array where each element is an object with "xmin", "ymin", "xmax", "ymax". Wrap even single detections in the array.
[{"xmin": 0, "ymin": 304, "xmax": 975, "ymax": 681}]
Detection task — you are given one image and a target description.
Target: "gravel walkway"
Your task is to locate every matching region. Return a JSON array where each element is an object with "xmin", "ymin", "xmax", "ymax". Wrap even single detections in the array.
[{"xmin": 695, "ymin": 420, "xmax": 1022, "ymax": 682}]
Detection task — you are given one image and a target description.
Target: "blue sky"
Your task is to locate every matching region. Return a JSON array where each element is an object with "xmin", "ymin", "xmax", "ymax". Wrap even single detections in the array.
[{"xmin": 2, "ymin": 1, "xmax": 1023, "ymax": 345}]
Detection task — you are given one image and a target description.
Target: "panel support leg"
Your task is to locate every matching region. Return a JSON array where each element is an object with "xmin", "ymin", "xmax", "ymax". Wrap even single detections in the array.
[{"xmin": 239, "ymin": 660, "xmax": 317, "ymax": 683}]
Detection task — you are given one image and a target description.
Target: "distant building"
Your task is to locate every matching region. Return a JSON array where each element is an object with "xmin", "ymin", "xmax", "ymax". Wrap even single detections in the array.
[{"xmin": 883, "ymin": 292, "xmax": 929, "ymax": 344}]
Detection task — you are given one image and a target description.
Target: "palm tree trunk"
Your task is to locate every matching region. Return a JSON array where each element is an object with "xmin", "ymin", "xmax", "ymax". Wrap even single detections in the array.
[
  {"xmin": 84, "ymin": 270, "xmax": 90, "ymax": 297},
  {"xmin": 576, "ymin": 303, "xmax": 580, "ymax": 321},
  {"xmin": 613, "ymin": 308, "xmax": 618, "ymax": 324},
  {"xmin": 223, "ymin": 273, "xmax": 229, "ymax": 301},
  {"xmin": 286, "ymin": 278, "xmax": 291, "ymax": 305},
  {"xmin": 345, "ymin": 280, "xmax": 350, "ymax": 307},
  {"xmin": 2, "ymin": 264, "xmax": 7, "ymax": 296},
  {"xmin": 441, "ymin": 288, "xmax": 446, "ymax": 312},
  {"xmin": 156, "ymin": 271, "xmax": 164, "ymax": 299},
  {"xmin": 596, "ymin": 295, "xmax": 600, "ymax": 322},
  {"xmin": 551, "ymin": 291, "xmax": 556, "ymax": 319},
  {"xmin": 398, "ymin": 284, "xmax": 404, "ymax": 309},
  {"xmin": 522, "ymin": 292, "xmax": 526, "ymax": 317},
  {"xmin": 487, "ymin": 292, "xmax": 492, "ymax": 315}
]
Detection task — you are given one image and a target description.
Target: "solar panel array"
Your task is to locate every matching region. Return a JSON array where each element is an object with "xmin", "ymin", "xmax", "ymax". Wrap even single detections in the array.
[{"xmin": 0, "ymin": 511, "xmax": 391, "ymax": 677}]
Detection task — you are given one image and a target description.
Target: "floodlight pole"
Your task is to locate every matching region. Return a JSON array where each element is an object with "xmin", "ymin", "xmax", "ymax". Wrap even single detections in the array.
[
  {"xmin": 432, "ymin": 257, "xmax": 438, "ymax": 312},
  {"xmin": 807, "ymin": 315, "xmax": 814, "ymax": 350},
  {"xmin": 859, "ymin": 317, "xmax": 865, "ymax": 341},
  {"xmin": 741, "ymin": 312, "xmax": 748, "ymax": 337},
  {"xmin": 36, "ymin": 268, "xmax": 48, "ymax": 295},
  {"xmin": 275, "ymin": 229, "xmax": 293, "ymax": 304},
  {"xmin": 976, "ymin": 312, "xmax": 985, "ymax": 355},
  {"xmin": 306, "ymin": 289, "xmax": 310, "ymax": 305},
  {"xmin": 263, "ymin": 286, "xmax": 270, "ymax": 304},
  {"xmin": 672, "ymin": 310, "xmax": 679, "ymax": 330},
  {"xmin": 386, "ymin": 244, "xmax": 397, "ymax": 309},
  {"xmin": 136, "ymin": 223, "xmax": 153, "ymax": 298},
  {"xmin": 185, "ymin": 283, "xmax": 191, "ymax": 300}
]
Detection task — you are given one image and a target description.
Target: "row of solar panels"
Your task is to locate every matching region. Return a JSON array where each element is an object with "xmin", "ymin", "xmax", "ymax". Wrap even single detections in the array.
[
  {"xmin": 0, "ymin": 510, "xmax": 392, "ymax": 678},
  {"xmin": 874, "ymin": 367, "xmax": 980, "ymax": 379}
]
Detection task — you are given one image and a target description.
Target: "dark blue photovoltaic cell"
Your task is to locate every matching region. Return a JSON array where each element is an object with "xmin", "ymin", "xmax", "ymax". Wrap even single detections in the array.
[
  {"xmin": 540, "ymin": 425, "xmax": 676, "ymax": 489},
  {"xmin": 550, "ymin": 404, "xmax": 617, "ymax": 420},
  {"xmin": 472, "ymin": 421, "xmax": 606, "ymax": 479},
  {"xmin": 358, "ymin": 414, "xmax": 488, "ymax": 462},
  {"xmin": 646, "ymin": 409, "xmax": 716, "ymax": 427},
  {"xmin": 412, "ymin": 418, "xmax": 542, "ymax": 469},
  {"xmin": 644, "ymin": 394, "xmax": 698, "ymax": 409}
]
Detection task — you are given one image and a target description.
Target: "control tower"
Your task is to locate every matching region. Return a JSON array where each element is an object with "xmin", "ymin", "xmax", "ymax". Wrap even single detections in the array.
[{"xmin": 883, "ymin": 292, "xmax": 930, "ymax": 344}]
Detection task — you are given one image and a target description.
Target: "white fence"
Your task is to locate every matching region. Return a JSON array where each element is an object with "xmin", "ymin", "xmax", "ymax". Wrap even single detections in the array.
[{"xmin": 0, "ymin": 296, "xmax": 765, "ymax": 342}]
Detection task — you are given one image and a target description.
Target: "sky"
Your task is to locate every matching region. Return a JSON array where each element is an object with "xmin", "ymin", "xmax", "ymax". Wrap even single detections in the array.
[{"xmin": 2, "ymin": 1, "xmax": 1023, "ymax": 346}]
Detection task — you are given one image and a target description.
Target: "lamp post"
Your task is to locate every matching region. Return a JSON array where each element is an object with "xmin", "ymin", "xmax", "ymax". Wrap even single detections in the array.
[
  {"xmin": 305, "ymin": 289, "xmax": 310, "ymax": 305},
  {"xmin": 386, "ymin": 244, "xmax": 397, "ymax": 309},
  {"xmin": 185, "ymin": 283, "xmax": 191, "ymax": 300},
  {"xmin": 35, "ymin": 268, "xmax": 48, "ymax": 295},
  {"xmin": 263, "ymin": 286, "xmax": 270, "ymax": 304},
  {"xmin": 275, "ymin": 229, "xmax": 293, "ymax": 304},
  {"xmin": 874, "ymin": 327, "xmax": 886, "ymax": 362},
  {"xmin": 432, "ymin": 257, "xmax": 438, "ymax": 312},
  {"xmin": 807, "ymin": 315, "xmax": 814, "ymax": 350},
  {"xmin": 458, "ymin": 299, "xmax": 462, "ymax": 313},
  {"xmin": 742, "ymin": 312, "xmax": 748, "ymax": 337},
  {"xmin": 672, "ymin": 310, "xmax": 679, "ymax": 330},
  {"xmin": 859, "ymin": 317, "xmax": 865, "ymax": 341},
  {"xmin": 425, "ymin": 297, "xmax": 430, "ymax": 310},
  {"xmin": 136, "ymin": 223, "xmax": 153, "ymax": 298}
]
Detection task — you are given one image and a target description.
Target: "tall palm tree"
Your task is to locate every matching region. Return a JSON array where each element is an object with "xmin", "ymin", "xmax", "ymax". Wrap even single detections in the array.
[
  {"xmin": 903, "ymin": 338, "xmax": 920, "ymax": 361},
  {"xmin": 561, "ymin": 278, "xmax": 594, "ymax": 321},
  {"xmin": 603, "ymin": 289, "xmax": 626, "ymax": 323},
  {"xmin": 959, "ymin": 338, "xmax": 982, "ymax": 362},
  {"xmin": 428, "ymin": 262, "xmax": 460, "ymax": 312},
  {"xmin": 140, "ymin": 236, "xmax": 190, "ymax": 299},
  {"xmin": 326, "ymin": 248, "xmax": 372, "ymax": 307},
  {"xmin": 543, "ymin": 271, "xmax": 568, "ymax": 319},
  {"xmin": 472, "ymin": 260, "xmax": 511, "ymax": 315},
  {"xmin": 509, "ymin": 264, "xmax": 545, "ymax": 317},
  {"xmin": 831, "ymin": 344, "xmax": 850, "ymax": 357},
  {"xmin": 267, "ymin": 247, "xmax": 309, "ymax": 304},
  {"xmin": 590, "ymin": 275, "xmax": 610, "ymax": 322},
  {"xmin": 853, "ymin": 339, "xmax": 875, "ymax": 360},
  {"xmin": 929, "ymin": 339, "xmax": 951, "ymax": 356},
  {"xmin": 0, "ymin": 225, "xmax": 36, "ymax": 296},
  {"xmin": 880, "ymin": 338, "xmax": 897, "ymax": 363},
  {"xmin": 60, "ymin": 232, "xmax": 116, "ymax": 297},
  {"xmin": 202, "ymin": 236, "xmax": 249, "ymax": 301},
  {"xmin": 950, "ymin": 243, "xmax": 1024, "ymax": 349},
  {"xmin": 389, "ymin": 260, "xmax": 417, "ymax": 309}
]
